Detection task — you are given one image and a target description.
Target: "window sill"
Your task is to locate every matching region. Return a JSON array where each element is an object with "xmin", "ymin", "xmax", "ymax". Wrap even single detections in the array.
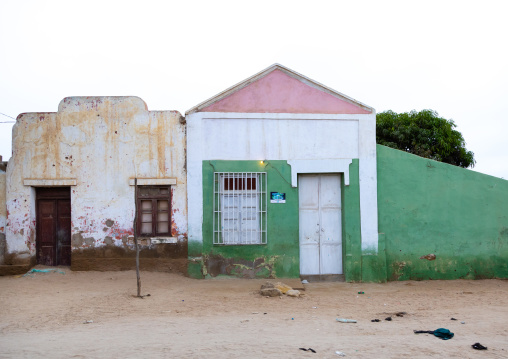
[
  {"xmin": 150, "ymin": 237, "xmax": 177, "ymax": 244},
  {"xmin": 213, "ymin": 243, "xmax": 266, "ymax": 246},
  {"xmin": 129, "ymin": 178, "xmax": 177, "ymax": 186},
  {"xmin": 133, "ymin": 237, "xmax": 177, "ymax": 245}
]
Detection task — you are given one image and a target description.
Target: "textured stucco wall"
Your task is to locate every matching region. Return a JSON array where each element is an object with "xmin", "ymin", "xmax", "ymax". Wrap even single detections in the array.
[
  {"xmin": 0, "ymin": 165, "xmax": 6, "ymax": 264},
  {"xmin": 187, "ymin": 66, "xmax": 379, "ymax": 267},
  {"xmin": 202, "ymin": 69, "xmax": 371, "ymax": 114},
  {"xmin": 187, "ymin": 111, "xmax": 379, "ymax": 277},
  {"xmin": 198, "ymin": 160, "xmax": 299, "ymax": 278},
  {"xmin": 6, "ymin": 97, "xmax": 187, "ymax": 267},
  {"xmin": 377, "ymin": 145, "xmax": 508, "ymax": 280},
  {"xmin": 191, "ymin": 159, "xmax": 366, "ymax": 280}
]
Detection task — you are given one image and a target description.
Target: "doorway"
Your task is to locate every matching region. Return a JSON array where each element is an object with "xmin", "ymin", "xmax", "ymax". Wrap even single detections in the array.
[
  {"xmin": 299, "ymin": 174, "xmax": 342, "ymax": 277},
  {"xmin": 36, "ymin": 187, "xmax": 71, "ymax": 266}
]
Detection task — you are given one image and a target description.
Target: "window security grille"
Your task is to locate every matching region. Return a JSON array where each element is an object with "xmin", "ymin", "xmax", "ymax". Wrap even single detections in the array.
[{"xmin": 213, "ymin": 172, "xmax": 267, "ymax": 245}]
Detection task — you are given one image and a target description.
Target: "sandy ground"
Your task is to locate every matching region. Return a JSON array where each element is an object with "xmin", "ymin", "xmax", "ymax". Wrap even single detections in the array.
[{"xmin": 0, "ymin": 268, "xmax": 507, "ymax": 359}]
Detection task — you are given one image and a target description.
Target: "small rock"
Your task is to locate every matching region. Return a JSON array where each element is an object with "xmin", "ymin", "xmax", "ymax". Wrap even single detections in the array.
[
  {"xmin": 286, "ymin": 289, "xmax": 301, "ymax": 297},
  {"xmin": 260, "ymin": 282, "xmax": 275, "ymax": 290},
  {"xmin": 260, "ymin": 288, "xmax": 282, "ymax": 297}
]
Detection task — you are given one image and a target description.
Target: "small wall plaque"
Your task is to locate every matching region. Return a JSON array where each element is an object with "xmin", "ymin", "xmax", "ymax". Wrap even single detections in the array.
[{"xmin": 270, "ymin": 192, "xmax": 286, "ymax": 203}]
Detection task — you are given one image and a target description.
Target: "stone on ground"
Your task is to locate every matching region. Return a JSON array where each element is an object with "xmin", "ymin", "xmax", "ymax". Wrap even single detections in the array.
[
  {"xmin": 260, "ymin": 288, "xmax": 282, "ymax": 297},
  {"xmin": 286, "ymin": 290, "xmax": 300, "ymax": 297},
  {"xmin": 260, "ymin": 282, "xmax": 275, "ymax": 290}
]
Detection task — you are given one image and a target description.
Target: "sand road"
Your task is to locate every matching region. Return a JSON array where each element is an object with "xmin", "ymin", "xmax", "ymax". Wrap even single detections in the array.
[{"xmin": 1, "ymin": 268, "xmax": 507, "ymax": 358}]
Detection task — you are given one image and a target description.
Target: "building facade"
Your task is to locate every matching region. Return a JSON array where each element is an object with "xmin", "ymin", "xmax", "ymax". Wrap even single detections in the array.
[
  {"xmin": 3, "ymin": 97, "xmax": 187, "ymax": 272},
  {"xmin": 186, "ymin": 64, "xmax": 381, "ymax": 280},
  {"xmin": 1, "ymin": 65, "xmax": 508, "ymax": 282}
]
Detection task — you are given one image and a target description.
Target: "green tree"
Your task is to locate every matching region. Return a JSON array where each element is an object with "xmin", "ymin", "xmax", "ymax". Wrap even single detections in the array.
[{"xmin": 376, "ymin": 109, "xmax": 475, "ymax": 168}]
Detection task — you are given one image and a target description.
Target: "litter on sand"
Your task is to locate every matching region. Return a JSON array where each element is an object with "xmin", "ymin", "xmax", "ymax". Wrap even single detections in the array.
[
  {"xmin": 299, "ymin": 348, "xmax": 316, "ymax": 353},
  {"xmin": 472, "ymin": 343, "xmax": 487, "ymax": 350},
  {"xmin": 23, "ymin": 268, "xmax": 65, "ymax": 277},
  {"xmin": 336, "ymin": 318, "xmax": 357, "ymax": 323},
  {"xmin": 414, "ymin": 328, "xmax": 454, "ymax": 340},
  {"xmin": 335, "ymin": 351, "xmax": 346, "ymax": 356}
]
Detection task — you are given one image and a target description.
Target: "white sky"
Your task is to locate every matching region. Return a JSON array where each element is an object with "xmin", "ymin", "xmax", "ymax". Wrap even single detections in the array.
[{"xmin": 1, "ymin": 0, "xmax": 507, "ymax": 179}]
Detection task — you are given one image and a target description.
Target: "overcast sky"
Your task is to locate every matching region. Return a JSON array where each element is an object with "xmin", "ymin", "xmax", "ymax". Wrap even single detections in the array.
[{"xmin": 1, "ymin": 0, "xmax": 507, "ymax": 179}]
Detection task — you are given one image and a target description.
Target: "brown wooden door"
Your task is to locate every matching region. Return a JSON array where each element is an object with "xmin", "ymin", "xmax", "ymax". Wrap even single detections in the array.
[{"xmin": 36, "ymin": 188, "xmax": 71, "ymax": 266}]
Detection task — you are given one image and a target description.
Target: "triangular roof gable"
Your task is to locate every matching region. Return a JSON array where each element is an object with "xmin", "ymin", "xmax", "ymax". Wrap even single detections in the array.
[{"xmin": 186, "ymin": 64, "xmax": 373, "ymax": 115}]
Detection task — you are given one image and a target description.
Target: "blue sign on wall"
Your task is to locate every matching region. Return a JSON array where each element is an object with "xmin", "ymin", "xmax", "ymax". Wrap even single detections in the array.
[{"xmin": 270, "ymin": 192, "xmax": 286, "ymax": 203}]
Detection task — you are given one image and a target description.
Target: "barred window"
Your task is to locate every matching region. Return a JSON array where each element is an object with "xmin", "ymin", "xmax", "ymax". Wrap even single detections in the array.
[
  {"xmin": 136, "ymin": 186, "xmax": 171, "ymax": 237},
  {"xmin": 213, "ymin": 172, "xmax": 267, "ymax": 245}
]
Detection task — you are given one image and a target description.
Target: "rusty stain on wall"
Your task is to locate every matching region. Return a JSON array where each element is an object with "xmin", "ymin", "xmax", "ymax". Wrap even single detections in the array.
[{"xmin": 5, "ymin": 97, "xmax": 187, "ymax": 268}]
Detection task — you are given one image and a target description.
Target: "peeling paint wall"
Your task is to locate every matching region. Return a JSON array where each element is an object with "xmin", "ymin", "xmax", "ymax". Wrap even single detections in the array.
[
  {"xmin": 200, "ymin": 160, "xmax": 299, "ymax": 279},
  {"xmin": 0, "ymin": 159, "xmax": 6, "ymax": 264},
  {"xmin": 6, "ymin": 97, "xmax": 187, "ymax": 269}
]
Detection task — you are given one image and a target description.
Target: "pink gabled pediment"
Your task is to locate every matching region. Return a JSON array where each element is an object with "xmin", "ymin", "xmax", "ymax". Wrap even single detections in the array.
[{"xmin": 188, "ymin": 65, "xmax": 372, "ymax": 115}]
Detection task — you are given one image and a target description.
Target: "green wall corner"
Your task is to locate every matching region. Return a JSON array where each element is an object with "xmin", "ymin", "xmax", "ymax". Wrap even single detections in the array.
[
  {"xmin": 342, "ymin": 160, "xmax": 363, "ymax": 282},
  {"xmin": 377, "ymin": 144, "xmax": 508, "ymax": 281}
]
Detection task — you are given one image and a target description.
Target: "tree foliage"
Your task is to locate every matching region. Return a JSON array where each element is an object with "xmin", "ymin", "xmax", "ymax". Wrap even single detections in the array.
[{"xmin": 376, "ymin": 109, "xmax": 475, "ymax": 168}]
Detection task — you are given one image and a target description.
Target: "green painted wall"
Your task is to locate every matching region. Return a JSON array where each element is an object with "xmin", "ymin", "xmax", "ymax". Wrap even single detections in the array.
[
  {"xmin": 341, "ymin": 160, "xmax": 386, "ymax": 283},
  {"xmin": 201, "ymin": 160, "xmax": 364, "ymax": 280},
  {"xmin": 202, "ymin": 160, "xmax": 299, "ymax": 278},
  {"xmin": 342, "ymin": 160, "xmax": 362, "ymax": 282},
  {"xmin": 377, "ymin": 144, "xmax": 508, "ymax": 281}
]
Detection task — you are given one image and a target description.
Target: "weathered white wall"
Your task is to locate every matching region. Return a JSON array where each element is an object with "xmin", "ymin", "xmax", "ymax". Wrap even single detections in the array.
[
  {"xmin": 0, "ymin": 163, "xmax": 6, "ymax": 264},
  {"xmin": 187, "ymin": 111, "xmax": 379, "ymax": 253},
  {"xmin": 201, "ymin": 118, "xmax": 359, "ymax": 160},
  {"xmin": 6, "ymin": 97, "xmax": 187, "ymax": 259}
]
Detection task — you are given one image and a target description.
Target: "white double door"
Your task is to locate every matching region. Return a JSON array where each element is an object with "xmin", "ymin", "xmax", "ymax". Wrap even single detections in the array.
[{"xmin": 299, "ymin": 174, "xmax": 342, "ymax": 275}]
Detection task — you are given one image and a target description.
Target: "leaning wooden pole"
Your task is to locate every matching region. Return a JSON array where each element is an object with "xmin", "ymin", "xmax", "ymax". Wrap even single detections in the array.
[{"xmin": 133, "ymin": 177, "xmax": 141, "ymax": 297}]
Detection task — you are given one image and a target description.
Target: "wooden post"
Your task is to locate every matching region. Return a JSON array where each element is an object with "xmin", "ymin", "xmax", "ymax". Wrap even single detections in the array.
[{"xmin": 133, "ymin": 178, "xmax": 141, "ymax": 297}]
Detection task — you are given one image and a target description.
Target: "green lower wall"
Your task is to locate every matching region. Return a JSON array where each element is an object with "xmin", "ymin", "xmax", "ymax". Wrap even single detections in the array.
[
  {"xmin": 341, "ymin": 161, "xmax": 362, "ymax": 282},
  {"xmin": 201, "ymin": 160, "xmax": 364, "ymax": 279},
  {"xmin": 195, "ymin": 147, "xmax": 508, "ymax": 282},
  {"xmin": 341, "ymin": 164, "xmax": 386, "ymax": 283},
  {"xmin": 202, "ymin": 160, "xmax": 299, "ymax": 278},
  {"xmin": 377, "ymin": 144, "xmax": 508, "ymax": 281}
]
